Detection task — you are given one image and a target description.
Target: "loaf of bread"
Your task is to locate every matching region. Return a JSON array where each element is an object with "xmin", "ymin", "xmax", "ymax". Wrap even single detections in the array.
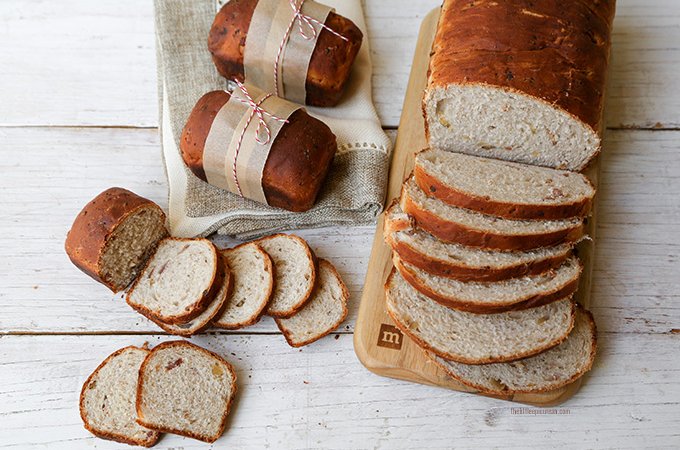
[
  {"xmin": 181, "ymin": 90, "xmax": 337, "ymax": 212},
  {"xmin": 424, "ymin": 0, "xmax": 616, "ymax": 171},
  {"xmin": 208, "ymin": 0, "xmax": 363, "ymax": 107},
  {"xmin": 65, "ymin": 188, "xmax": 168, "ymax": 293}
]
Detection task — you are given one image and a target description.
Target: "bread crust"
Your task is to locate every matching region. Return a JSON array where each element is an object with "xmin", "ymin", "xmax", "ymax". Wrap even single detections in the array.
[
  {"xmin": 180, "ymin": 90, "xmax": 337, "ymax": 212},
  {"xmin": 428, "ymin": 305, "xmax": 598, "ymax": 394},
  {"xmin": 79, "ymin": 345, "xmax": 160, "ymax": 447},
  {"xmin": 400, "ymin": 186, "xmax": 586, "ymax": 252},
  {"xmin": 275, "ymin": 258, "xmax": 349, "ymax": 347},
  {"xmin": 65, "ymin": 187, "xmax": 168, "ymax": 292},
  {"xmin": 136, "ymin": 341, "xmax": 237, "ymax": 443},
  {"xmin": 413, "ymin": 153, "xmax": 595, "ymax": 220},
  {"xmin": 393, "ymin": 254, "xmax": 582, "ymax": 314},
  {"xmin": 384, "ymin": 269, "xmax": 577, "ymax": 365},
  {"xmin": 208, "ymin": 0, "xmax": 363, "ymax": 107}
]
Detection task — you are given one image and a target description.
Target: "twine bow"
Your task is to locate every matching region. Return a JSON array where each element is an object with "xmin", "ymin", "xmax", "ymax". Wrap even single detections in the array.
[
  {"xmin": 274, "ymin": 0, "xmax": 350, "ymax": 97},
  {"xmin": 226, "ymin": 81, "xmax": 289, "ymax": 197}
]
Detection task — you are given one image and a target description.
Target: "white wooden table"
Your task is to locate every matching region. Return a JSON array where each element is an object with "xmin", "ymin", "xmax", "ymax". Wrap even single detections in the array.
[{"xmin": 1, "ymin": 0, "xmax": 679, "ymax": 448}]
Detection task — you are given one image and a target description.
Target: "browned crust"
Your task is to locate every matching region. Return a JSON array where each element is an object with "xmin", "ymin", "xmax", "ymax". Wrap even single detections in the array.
[
  {"xmin": 400, "ymin": 184, "xmax": 586, "ymax": 252},
  {"xmin": 208, "ymin": 0, "xmax": 363, "ymax": 107},
  {"xmin": 255, "ymin": 233, "xmax": 318, "ymax": 318},
  {"xmin": 275, "ymin": 258, "xmax": 349, "ymax": 348},
  {"xmin": 213, "ymin": 242, "xmax": 274, "ymax": 330},
  {"xmin": 413, "ymin": 153, "xmax": 595, "ymax": 220},
  {"xmin": 65, "ymin": 187, "xmax": 168, "ymax": 293},
  {"xmin": 126, "ymin": 238, "xmax": 224, "ymax": 325},
  {"xmin": 79, "ymin": 345, "xmax": 161, "ymax": 447},
  {"xmin": 429, "ymin": 305, "xmax": 598, "ymax": 394},
  {"xmin": 136, "ymin": 341, "xmax": 238, "ymax": 444},
  {"xmin": 393, "ymin": 254, "xmax": 582, "ymax": 314},
  {"xmin": 384, "ymin": 269, "xmax": 576, "ymax": 365},
  {"xmin": 180, "ymin": 91, "xmax": 337, "ymax": 212},
  {"xmin": 425, "ymin": 0, "xmax": 615, "ymax": 133},
  {"xmin": 383, "ymin": 200, "xmax": 572, "ymax": 281}
]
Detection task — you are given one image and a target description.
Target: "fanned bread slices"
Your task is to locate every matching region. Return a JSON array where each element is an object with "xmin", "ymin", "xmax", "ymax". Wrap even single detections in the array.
[
  {"xmin": 428, "ymin": 306, "xmax": 597, "ymax": 394},
  {"xmin": 393, "ymin": 254, "xmax": 581, "ymax": 314},
  {"xmin": 213, "ymin": 242, "xmax": 274, "ymax": 330},
  {"xmin": 385, "ymin": 269, "xmax": 576, "ymax": 364},
  {"xmin": 414, "ymin": 149, "xmax": 595, "ymax": 220},
  {"xmin": 275, "ymin": 259, "xmax": 349, "ymax": 347},
  {"xmin": 401, "ymin": 176, "xmax": 585, "ymax": 251},
  {"xmin": 80, "ymin": 346, "xmax": 160, "ymax": 447},
  {"xmin": 254, "ymin": 233, "xmax": 317, "ymax": 318},
  {"xmin": 126, "ymin": 238, "xmax": 223, "ymax": 325},
  {"xmin": 136, "ymin": 341, "xmax": 237, "ymax": 443},
  {"xmin": 383, "ymin": 201, "xmax": 573, "ymax": 281}
]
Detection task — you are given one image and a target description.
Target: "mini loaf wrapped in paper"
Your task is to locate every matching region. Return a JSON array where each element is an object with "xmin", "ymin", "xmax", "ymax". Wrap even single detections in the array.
[
  {"xmin": 180, "ymin": 82, "xmax": 337, "ymax": 212},
  {"xmin": 208, "ymin": 0, "xmax": 363, "ymax": 107}
]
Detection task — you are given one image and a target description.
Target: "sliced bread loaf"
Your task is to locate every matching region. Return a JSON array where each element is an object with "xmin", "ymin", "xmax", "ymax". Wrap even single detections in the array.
[
  {"xmin": 136, "ymin": 341, "xmax": 237, "ymax": 443},
  {"xmin": 393, "ymin": 254, "xmax": 582, "ymax": 314},
  {"xmin": 213, "ymin": 242, "xmax": 274, "ymax": 330},
  {"xmin": 384, "ymin": 201, "xmax": 573, "ymax": 281},
  {"xmin": 126, "ymin": 238, "xmax": 223, "ymax": 325},
  {"xmin": 401, "ymin": 176, "xmax": 585, "ymax": 251},
  {"xmin": 254, "ymin": 233, "xmax": 317, "ymax": 318},
  {"xmin": 414, "ymin": 149, "xmax": 595, "ymax": 220},
  {"xmin": 65, "ymin": 187, "xmax": 168, "ymax": 292},
  {"xmin": 275, "ymin": 258, "xmax": 349, "ymax": 347},
  {"xmin": 80, "ymin": 345, "xmax": 160, "ymax": 447},
  {"xmin": 385, "ymin": 269, "xmax": 575, "ymax": 364},
  {"xmin": 428, "ymin": 306, "xmax": 597, "ymax": 394}
]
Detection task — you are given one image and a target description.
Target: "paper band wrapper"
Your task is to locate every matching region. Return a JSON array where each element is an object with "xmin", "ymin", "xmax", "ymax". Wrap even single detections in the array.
[
  {"xmin": 202, "ymin": 84, "xmax": 300, "ymax": 205},
  {"xmin": 243, "ymin": 0, "xmax": 332, "ymax": 104}
]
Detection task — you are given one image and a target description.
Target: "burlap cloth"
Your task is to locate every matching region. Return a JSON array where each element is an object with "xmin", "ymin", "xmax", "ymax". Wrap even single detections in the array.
[{"xmin": 154, "ymin": 0, "xmax": 392, "ymax": 239}]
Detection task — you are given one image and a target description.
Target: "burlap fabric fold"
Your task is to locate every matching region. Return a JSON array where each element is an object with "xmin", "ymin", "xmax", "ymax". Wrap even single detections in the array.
[{"xmin": 154, "ymin": 0, "xmax": 392, "ymax": 239}]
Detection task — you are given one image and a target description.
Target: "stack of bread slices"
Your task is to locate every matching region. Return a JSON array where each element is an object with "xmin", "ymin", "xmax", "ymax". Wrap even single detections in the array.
[{"xmin": 383, "ymin": 149, "xmax": 598, "ymax": 395}]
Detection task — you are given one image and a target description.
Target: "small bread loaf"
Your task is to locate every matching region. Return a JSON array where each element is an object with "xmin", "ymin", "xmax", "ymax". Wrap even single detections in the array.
[
  {"xmin": 65, "ymin": 188, "xmax": 168, "ymax": 292},
  {"xmin": 80, "ymin": 345, "xmax": 160, "ymax": 447},
  {"xmin": 180, "ymin": 90, "xmax": 337, "ymax": 212},
  {"xmin": 136, "ymin": 341, "xmax": 237, "ymax": 443},
  {"xmin": 208, "ymin": 0, "xmax": 363, "ymax": 107}
]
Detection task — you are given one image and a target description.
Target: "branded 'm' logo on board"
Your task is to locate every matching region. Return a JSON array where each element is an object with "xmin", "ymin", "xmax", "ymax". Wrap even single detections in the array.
[{"xmin": 377, "ymin": 324, "xmax": 403, "ymax": 350}]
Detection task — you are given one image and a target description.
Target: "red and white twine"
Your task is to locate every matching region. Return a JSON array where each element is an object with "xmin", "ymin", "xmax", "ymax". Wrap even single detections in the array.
[
  {"xmin": 226, "ymin": 81, "xmax": 289, "ymax": 197},
  {"xmin": 273, "ymin": 0, "xmax": 350, "ymax": 97}
]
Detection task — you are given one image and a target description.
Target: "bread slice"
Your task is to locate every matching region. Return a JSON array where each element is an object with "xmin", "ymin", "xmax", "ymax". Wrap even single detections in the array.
[
  {"xmin": 254, "ymin": 233, "xmax": 317, "ymax": 318},
  {"xmin": 428, "ymin": 305, "xmax": 597, "ymax": 394},
  {"xmin": 65, "ymin": 187, "xmax": 168, "ymax": 292},
  {"xmin": 383, "ymin": 200, "xmax": 573, "ymax": 281},
  {"xmin": 401, "ymin": 176, "xmax": 585, "ymax": 251},
  {"xmin": 414, "ymin": 149, "xmax": 595, "ymax": 220},
  {"xmin": 80, "ymin": 345, "xmax": 160, "ymax": 447},
  {"xmin": 126, "ymin": 238, "xmax": 222, "ymax": 324},
  {"xmin": 136, "ymin": 341, "xmax": 237, "ymax": 443},
  {"xmin": 275, "ymin": 258, "xmax": 349, "ymax": 347},
  {"xmin": 393, "ymin": 254, "xmax": 582, "ymax": 314},
  {"xmin": 213, "ymin": 242, "xmax": 274, "ymax": 330},
  {"xmin": 385, "ymin": 269, "xmax": 576, "ymax": 364}
]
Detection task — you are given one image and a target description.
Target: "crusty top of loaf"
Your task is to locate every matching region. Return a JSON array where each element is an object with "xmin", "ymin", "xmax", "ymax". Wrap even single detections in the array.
[{"xmin": 427, "ymin": 0, "xmax": 616, "ymax": 131}]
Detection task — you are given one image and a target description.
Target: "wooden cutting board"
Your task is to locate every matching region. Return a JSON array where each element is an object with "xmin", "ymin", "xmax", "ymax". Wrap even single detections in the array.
[{"xmin": 353, "ymin": 7, "xmax": 600, "ymax": 407}]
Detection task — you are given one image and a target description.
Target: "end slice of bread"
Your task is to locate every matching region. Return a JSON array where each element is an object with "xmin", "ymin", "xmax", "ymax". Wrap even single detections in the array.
[
  {"xmin": 213, "ymin": 242, "xmax": 274, "ymax": 330},
  {"xmin": 254, "ymin": 234, "xmax": 317, "ymax": 318},
  {"xmin": 428, "ymin": 305, "xmax": 597, "ymax": 394},
  {"xmin": 136, "ymin": 341, "xmax": 237, "ymax": 443},
  {"xmin": 80, "ymin": 345, "xmax": 160, "ymax": 447},
  {"xmin": 384, "ymin": 200, "xmax": 573, "ymax": 281},
  {"xmin": 414, "ymin": 149, "xmax": 595, "ymax": 220},
  {"xmin": 385, "ymin": 269, "xmax": 576, "ymax": 364},
  {"xmin": 275, "ymin": 259, "xmax": 349, "ymax": 347}
]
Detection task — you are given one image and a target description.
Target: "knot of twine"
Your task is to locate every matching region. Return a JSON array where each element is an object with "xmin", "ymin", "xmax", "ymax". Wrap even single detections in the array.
[
  {"xmin": 226, "ymin": 81, "xmax": 289, "ymax": 197},
  {"xmin": 274, "ymin": 0, "xmax": 350, "ymax": 97}
]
